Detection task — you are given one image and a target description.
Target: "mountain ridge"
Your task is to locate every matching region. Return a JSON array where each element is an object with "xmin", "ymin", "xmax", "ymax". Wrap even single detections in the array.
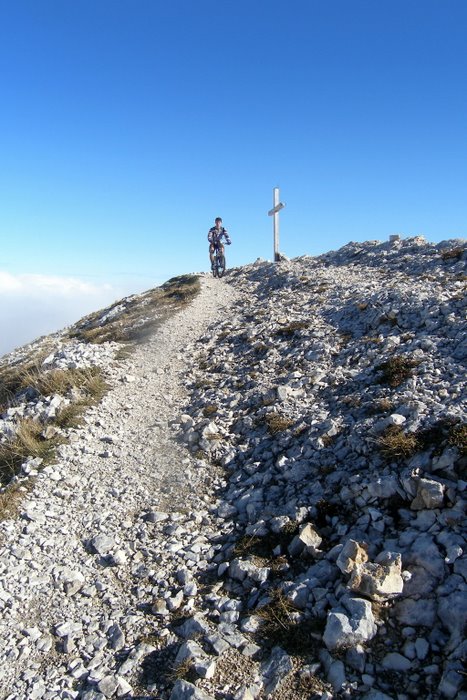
[{"xmin": 0, "ymin": 236, "xmax": 466, "ymax": 700}]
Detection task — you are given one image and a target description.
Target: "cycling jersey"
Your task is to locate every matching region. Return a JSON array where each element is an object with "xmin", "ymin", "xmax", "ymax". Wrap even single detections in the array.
[{"xmin": 208, "ymin": 226, "xmax": 231, "ymax": 246}]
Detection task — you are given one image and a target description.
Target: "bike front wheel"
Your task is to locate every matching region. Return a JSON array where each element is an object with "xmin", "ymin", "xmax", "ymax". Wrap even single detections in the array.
[{"xmin": 216, "ymin": 254, "xmax": 226, "ymax": 278}]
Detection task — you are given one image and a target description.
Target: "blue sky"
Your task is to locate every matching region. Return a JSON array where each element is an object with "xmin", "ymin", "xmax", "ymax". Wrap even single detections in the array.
[{"xmin": 1, "ymin": 0, "xmax": 466, "ymax": 354}]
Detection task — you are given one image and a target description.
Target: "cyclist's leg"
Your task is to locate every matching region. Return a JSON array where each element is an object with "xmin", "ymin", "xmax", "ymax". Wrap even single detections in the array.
[{"xmin": 217, "ymin": 244, "xmax": 226, "ymax": 277}]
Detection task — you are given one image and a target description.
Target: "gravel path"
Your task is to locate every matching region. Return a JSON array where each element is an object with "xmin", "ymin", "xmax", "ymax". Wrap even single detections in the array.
[{"xmin": 0, "ymin": 275, "xmax": 240, "ymax": 699}]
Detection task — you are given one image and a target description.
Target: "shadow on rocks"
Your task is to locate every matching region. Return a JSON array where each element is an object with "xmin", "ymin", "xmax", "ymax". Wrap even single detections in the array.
[{"xmin": 140, "ymin": 641, "xmax": 180, "ymax": 691}]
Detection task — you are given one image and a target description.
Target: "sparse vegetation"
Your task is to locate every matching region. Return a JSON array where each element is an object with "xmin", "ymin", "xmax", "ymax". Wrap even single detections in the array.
[
  {"xmin": 0, "ymin": 481, "xmax": 33, "ymax": 520},
  {"xmin": 374, "ymin": 397, "xmax": 394, "ymax": 413},
  {"xmin": 376, "ymin": 355, "xmax": 420, "ymax": 387},
  {"xmin": 256, "ymin": 588, "xmax": 323, "ymax": 655},
  {"xmin": 449, "ymin": 423, "xmax": 467, "ymax": 455},
  {"xmin": 362, "ymin": 335, "xmax": 384, "ymax": 344},
  {"xmin": 70, "ymin": 274, "xmax": 201, "ymax": 345},
  {"xmin": 204, "ymin": 432, "xmax": 223, "ymax": 442},
  {"xmin": 0, "ymin": 365, "xmax": 109, "ymax": 496},
  {"xmin": 233, "ymin": 535, "xmax": 269, "ymax": 559},
  {"xmin": 377, "ymin": 419, "xmax": 467, "ymax": 465},
  {"xmin": 168, "ymin": 657, "xmax": 197, "ymax": 683},
  {"xmin": 233, "ymin": 525, "xmax": 300, "ymax": 571},
  {"xmin": 441, "ymin": 246, "xmax": 465, "ymax": 261},
  {"xmin": 0, "ymin": 418, "xmax": 60, "ymax": 485},
  {"xmin": 264, "ymin": 413, "xmax": 295, "ymax": 435},
  {"xmin": 160, "ymin": 274, "xmax": 200, "ymax": 302},
  {"xmin": 276, "ymin": 321, "xmax": 309, "ymax": 336},
  {"xmin": 113, "ymin": 344, "xmax": 135, "ymax": 362},
  {"xmin": 321, "ymin": 434, "xmax": 337, "ymax": 447},
  {"xmin": 0, "ymin": 358, "xmax": 42, "ymax": 406},
  {"xmin": 202, "ymin": 404, "xmax": 218, "ymax": 417},
  {"xmin": 378, "ymin": 426, "xmax": 420, "ymax": 460},
  {"xmin": 1, "ymin": 363, "xmax": 107, "ymax": 409}
]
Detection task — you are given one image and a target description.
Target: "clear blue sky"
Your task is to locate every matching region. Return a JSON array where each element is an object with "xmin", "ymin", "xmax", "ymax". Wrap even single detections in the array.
[{"xmin": 1, "ymin": 0, "xmax": 466, "ymax": 354}]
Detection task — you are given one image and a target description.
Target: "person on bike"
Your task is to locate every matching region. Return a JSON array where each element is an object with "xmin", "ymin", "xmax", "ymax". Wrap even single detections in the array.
[{"xmin": 208, "ymin": 217, "xmax": 231, "ymax": 269}]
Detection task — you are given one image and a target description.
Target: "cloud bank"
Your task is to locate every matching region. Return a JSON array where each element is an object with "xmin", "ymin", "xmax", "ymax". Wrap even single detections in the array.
[{"xmin": 0, "ymin": 271, "xmax": 122, "ymax": 358}]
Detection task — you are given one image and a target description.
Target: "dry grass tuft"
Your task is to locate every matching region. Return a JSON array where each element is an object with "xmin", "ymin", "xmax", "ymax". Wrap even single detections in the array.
[
  {"xmin": 1, "ymin": 363, "xmax": 108, "ymax": 408},
  {"xmin": 0, "ymin": 419, "xmax": 60, "ymax": 485},
  {"xmin": 265, "ymin": 413, "xmax": 295, "ymax": 435},
  {"xmin": 167, "ymin": 657, "xmax": 197, "ymax": 683},
  {"xmin": 378, "ymin": 426, "xmax": 420, "ymax": 460},
  {"xmin": 233, "ymin": 535, "xmax": 268, "ymax": 559},
  {"xmin": 202, "ymin": 404, "xmax": 218, "ymax": 417},
  {"xmin": 374, "ymin": 397, "xmax": 395, "ymax": 413},
  {"xmin": 276, "ymin": 321, "xmax": 309, "ymax": 336},
  {"xmin": 0, "ymin": 361, "xmax": 39, "ymax": 406},
  {"xmin": 113, "ymin": 344, "xmax": 135, "ymax": 361},
  {"xmin": 376, "ymin": 355, "xmax": 420, "ymax": 388},
  {"xmin": 160, "ymin": 274, "xmax": 201, "ymax": 302},
  {"xmin": 257, "ymin": 588, "xmax": 297, "ymax": 630},
  {"xmin": 53, "ymin": 370, "xmax": 108, "ymax": 429},
  {"xmin": 256, "ymin": 589, "xmax": 323, "ymax": 655},
  {"xmin": 449, "ymin": 423, "xmax": 467, "ymax": 455},
  {"xmin": 0, "ymin": 481, "xmax": 33, "ymax": 521}
]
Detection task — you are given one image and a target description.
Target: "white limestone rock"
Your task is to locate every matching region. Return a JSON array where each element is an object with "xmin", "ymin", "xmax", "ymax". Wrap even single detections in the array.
[
  {"xmin": 336, "ymin": 539, "xmax": 369, "ymax": 574},
  {"xmin": 170, "ymin": 680, "xmax": 215, "ymax": 700},
  {"xmin": 349, "ymin": 552, "xmax": 404, "ymax": 600},
  {"xmin": 323, "ymin": 596, "xmax": 377, "ymax": 650},
  {"xmin": 174, "ymin": 640, "xmax": 216, "ymax": 679},
  {"xmin": 411, "ymin": 478, "xmax": 445, "ymax": 510},
  {"xmin": 288, "ymin": 522, "xmax": 322, "ymax": 557},
  {"xmin": 261, "ymin": 646, "xmax": 294, "ymax": 696}
]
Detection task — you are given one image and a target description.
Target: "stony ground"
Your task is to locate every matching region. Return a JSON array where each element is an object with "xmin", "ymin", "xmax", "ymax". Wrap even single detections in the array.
[{"xmin": 0, "ymin": 237, "xmax": 466, "ymax": 700}]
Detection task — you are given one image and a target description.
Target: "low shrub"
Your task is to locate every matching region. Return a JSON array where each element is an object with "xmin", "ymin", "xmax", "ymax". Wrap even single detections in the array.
[
  {"xmin": 376, "ymin": 355, "xmax": 420, "ymax": 387},
  {"xmin": 378, "ymin": 426, "xmax": 420, "ymax": 459}
]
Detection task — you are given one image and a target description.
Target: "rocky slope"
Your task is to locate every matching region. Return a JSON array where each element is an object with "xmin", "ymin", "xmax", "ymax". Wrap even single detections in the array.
[{"xmin": 0, "ymin": 237, "xmax": 466, "ymax": 700}]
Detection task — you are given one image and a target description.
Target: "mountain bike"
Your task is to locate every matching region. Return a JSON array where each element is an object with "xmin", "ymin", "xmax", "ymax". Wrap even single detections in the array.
[{"xmin": 212, "ymin": 243, "xmax": 227, "ymax": 278}]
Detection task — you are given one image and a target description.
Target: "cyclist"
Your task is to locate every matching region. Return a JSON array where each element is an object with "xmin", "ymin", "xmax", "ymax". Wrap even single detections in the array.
[{"xmin": 208, "ymin": 217, "xmax": 231, "ymax": 270}]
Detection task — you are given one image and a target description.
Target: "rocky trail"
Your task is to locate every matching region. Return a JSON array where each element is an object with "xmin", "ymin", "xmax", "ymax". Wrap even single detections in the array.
[{"xmin": 0, "ymin": 237, "xmax": 466, "ymax": 700}]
